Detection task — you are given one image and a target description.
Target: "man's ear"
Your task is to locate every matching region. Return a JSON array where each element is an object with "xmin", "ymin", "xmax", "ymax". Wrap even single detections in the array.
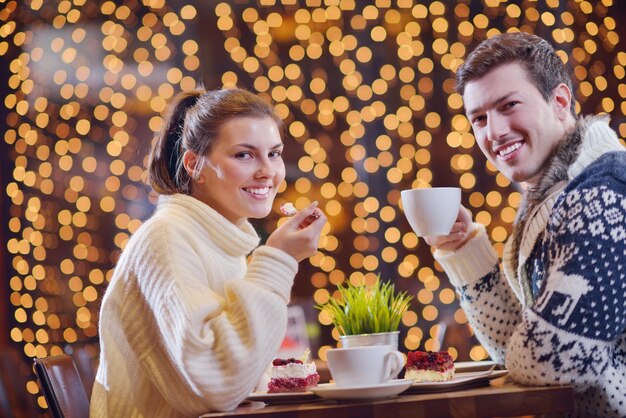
[{"xmin": 551, "ymin": 83, "xmax": 572, "ymax": 120}]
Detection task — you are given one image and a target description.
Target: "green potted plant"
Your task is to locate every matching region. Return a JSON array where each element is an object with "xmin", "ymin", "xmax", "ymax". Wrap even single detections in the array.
[{"xmin": 317, "ymin": 277, "xmax": 413, "ymax": 349}]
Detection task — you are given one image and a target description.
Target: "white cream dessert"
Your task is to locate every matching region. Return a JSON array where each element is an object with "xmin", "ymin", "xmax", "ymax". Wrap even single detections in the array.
[
  {"xmin": 267, "ymin": 350, "xmax": 320, "ymax": 393},
  {"xmin": 280, "ymin": 202, "xmax": 297, "ymax": 216}
]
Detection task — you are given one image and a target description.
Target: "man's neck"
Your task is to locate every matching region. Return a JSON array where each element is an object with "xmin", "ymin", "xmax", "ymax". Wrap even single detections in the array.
[{"xmin": 524, "ymin": 115, "xmax": 578, "ymax": 190}]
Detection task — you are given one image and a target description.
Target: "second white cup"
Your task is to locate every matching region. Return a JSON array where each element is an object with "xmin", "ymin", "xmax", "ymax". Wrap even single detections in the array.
[
  {"xmin": 400, "ymin": 187, "xmax": 461, "ymax": 236},
  {"xmin": 326, "ymin": 345, "xmax": 404, "ymax": 387}
]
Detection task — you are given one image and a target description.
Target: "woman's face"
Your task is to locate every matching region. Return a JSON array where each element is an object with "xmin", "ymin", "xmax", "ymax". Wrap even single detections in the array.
[{"xmin": 189, "ymin": 116, "xmax": 285, "ymax": 226}]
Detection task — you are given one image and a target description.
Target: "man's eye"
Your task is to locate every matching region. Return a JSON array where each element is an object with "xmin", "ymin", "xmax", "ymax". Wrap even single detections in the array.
[
  {"xmin": 504, "ymin": 101, "xmax": 519, "ymax": 109},
  {"xmin": 472, "ymin": 116, "xmax": 486, "ymax": 125}
]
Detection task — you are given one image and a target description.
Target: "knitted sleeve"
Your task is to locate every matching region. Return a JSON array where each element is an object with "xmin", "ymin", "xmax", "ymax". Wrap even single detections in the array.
[
  {"xmin": 434, "ymin": 225, "xmax": 522, "ymax": 364},
  {"xmin": 505, "ymin": 168, "xmax": 626, "ymax": 417},
  {"xmin": 119, "ymin": 223, "xmax": 298, "ymax": 415}
]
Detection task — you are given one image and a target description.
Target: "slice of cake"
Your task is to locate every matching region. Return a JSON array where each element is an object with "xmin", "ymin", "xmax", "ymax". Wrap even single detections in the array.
[
  {"xmin": 405, "ymin": 350, "xmax": 455, "ymax": 382},
  {"xmin": 267, "ymin": 351, "xmax": 320, "ymax": 393}
]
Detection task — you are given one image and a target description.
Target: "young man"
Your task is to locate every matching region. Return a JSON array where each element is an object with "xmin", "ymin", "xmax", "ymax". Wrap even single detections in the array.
[{"xmin": 423, "ymin": 33, "xmax": 625, "ymax": 417}]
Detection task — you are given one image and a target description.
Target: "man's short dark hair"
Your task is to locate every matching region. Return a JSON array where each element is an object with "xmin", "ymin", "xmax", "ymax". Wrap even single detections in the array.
[{"xmin": 456, "ymin": 32, "xmax": 575, "ymax": 115}]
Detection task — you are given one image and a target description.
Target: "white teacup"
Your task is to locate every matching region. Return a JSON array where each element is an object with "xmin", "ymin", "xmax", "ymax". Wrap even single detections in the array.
[
  {"xmin": 326, "ymin": 345, "xmax": 404, "ymax": 387},
  {"xmin": 400, "ymin": 187, "xmax": 461, "ymax": 236}
]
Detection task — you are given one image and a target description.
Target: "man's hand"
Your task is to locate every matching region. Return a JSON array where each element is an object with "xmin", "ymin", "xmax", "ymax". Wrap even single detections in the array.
[{"xmin": 423, "ymin": 206, "xmax": 475, "ymax": 251}]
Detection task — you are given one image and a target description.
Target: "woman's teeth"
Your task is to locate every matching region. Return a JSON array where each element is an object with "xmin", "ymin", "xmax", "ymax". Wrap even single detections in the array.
[{"xmin": 244, "ymin": 187, "xmax": 270, "ymax": 195}]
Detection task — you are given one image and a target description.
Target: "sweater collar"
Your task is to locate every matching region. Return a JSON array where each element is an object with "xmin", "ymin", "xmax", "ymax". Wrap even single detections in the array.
[
  {"xmin": 504, "ymin": 114, "xmax": 624, "ymax": 305},
  {"xmin": 522, "ymin": 114, "xmax": 614, "ymax": 206},
  {"xmin": 156, "ymin": 193, "xmax": 260, "ymax": 256}
]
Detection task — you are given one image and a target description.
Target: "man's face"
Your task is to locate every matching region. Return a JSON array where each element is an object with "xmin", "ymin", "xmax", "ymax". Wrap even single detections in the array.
[{"xmin": 463, "ymin": 62, "xmax": 569, "ymax": 186}]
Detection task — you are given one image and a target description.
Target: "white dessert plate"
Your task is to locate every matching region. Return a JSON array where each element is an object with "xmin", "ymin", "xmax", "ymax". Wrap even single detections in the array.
[
  {"xmin": 404, "ymin": 369, "xmax": 508, "ymax": 394},
  {"xmin": 246, "ymin": 390, "xmax": 317, "ymax": 404},
  {"xmin": 310, "ymin": 379, "xmax": 413, "ymax": 400},
  {"xmin": 454, "ymin": 360, "xmax": 498, "ymax": 373}
]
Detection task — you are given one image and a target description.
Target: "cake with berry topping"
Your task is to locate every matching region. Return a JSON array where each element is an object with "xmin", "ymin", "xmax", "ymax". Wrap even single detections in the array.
[
  {"xmin": 405, "ymin": 350, "xmax": 455, "ymax": 382},
  {"xmin": 267, "ymin": 351, "xmax": 320, "ymax": 393}
]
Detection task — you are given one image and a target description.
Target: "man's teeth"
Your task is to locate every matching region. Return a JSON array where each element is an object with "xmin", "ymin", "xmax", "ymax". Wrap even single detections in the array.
[
  {"xmin": 245, "ymin": 187, "xmax": 270, "ymax": 195},
  {"xmin": 498, "ymin": 142, "xmax": 522, "ymax": 157}
]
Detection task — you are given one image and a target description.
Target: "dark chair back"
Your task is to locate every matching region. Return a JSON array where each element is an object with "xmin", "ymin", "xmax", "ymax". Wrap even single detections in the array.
[
  {"xmin": 0, "ymin": 375, "xmax": 14, "ymax": 418},
  {"xmin": 0, "ymin": 346, "xmax": 38, "ymax": 418},
  {"xmin": 33, "ymin": 354, "xmax": 89, "ymax": 418},
  {"xmin": 64, "ymin": 344, "xmax": 97, "ymax": 398}
]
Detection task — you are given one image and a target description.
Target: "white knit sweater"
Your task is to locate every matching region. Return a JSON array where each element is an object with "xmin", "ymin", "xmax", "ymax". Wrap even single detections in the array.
[{"xmin": 90, "ymin": 194, "xmax": 298, "ymax": 417}]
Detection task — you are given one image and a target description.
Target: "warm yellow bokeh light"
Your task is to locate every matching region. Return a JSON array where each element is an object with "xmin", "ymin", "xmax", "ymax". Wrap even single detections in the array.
[{"xmin": 4, "ymin": 0, "xmax": 621, "ymax": 384}]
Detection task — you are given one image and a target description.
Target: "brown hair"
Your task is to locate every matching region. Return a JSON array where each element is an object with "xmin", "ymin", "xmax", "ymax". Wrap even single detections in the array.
[
  {"xmin": 456, "ymin": 32, "xmax": 575, "ymax": 115},
  {"xmin": 148, "ymin": 88, "xmax": 283, "ymax": 195}
]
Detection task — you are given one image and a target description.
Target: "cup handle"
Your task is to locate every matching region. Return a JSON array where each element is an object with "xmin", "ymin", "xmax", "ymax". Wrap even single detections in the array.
[{"xmin": 383, "ymin": 351, "xmax": 405, "ymax": 381}]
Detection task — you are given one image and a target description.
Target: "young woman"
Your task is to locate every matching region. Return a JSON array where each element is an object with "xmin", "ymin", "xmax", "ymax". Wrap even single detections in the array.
[{"xmin": 90, "ymin": 88, "xmax": 326, "ymax": 417}]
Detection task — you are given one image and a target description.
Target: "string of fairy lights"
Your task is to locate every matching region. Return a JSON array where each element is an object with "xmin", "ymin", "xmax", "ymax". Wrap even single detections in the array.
[
  {"xmin": 213, "ymin": 0, "xmax": 625, "ymax": 360},
  {"xmin": 1, "ymin": 0, "xmax": 624, "ymax": 410},
  {"xmin": 2, "ymin": 0, "xmax": 202, "ymax": 408}
]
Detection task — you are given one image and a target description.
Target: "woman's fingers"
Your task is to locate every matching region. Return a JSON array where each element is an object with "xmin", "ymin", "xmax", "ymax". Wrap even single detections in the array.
[
  {"xmin": 282, "ymin": 201, "xmax": 323, "ymax": 230},
  {"xmin": 267, "ymin": 203, "xmax": 327, "ymax": 261},
  {"xmin": 298, "ymin": 207, "xmax": 324, "ymax": 229}
]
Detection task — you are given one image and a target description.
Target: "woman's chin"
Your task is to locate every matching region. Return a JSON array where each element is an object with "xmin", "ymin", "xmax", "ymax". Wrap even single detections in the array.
[{"xmin": 247, "ymin": 207, "xmax": 273, "ymax": 220}]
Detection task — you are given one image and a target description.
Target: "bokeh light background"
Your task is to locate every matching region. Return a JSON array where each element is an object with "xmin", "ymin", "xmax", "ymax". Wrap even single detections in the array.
[{"xmin": 1, "ymin": 0, "xmax": 624, "ymax": 411}]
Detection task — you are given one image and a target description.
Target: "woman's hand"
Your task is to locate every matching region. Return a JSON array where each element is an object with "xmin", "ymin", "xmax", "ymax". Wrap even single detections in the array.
[
  {"xmin": 266, "ymin": 201, "xmax": 327, "ymax": 262},
  {"xmin": 423, "ymin": 205, "xmax": 475, "ymax": 252}
]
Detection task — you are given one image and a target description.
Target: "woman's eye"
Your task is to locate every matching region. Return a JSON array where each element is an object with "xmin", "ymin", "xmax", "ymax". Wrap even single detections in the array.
[
  {"xmin": 269, "ymin": 150, "xmax": 282, "ymax": 158},
  {"xmin": 235, "ymin": 152, "xmax": 252, "ymax": 160}
]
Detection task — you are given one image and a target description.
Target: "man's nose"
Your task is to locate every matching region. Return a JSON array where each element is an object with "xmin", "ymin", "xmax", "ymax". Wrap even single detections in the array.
[{"xmin": 486, "ymin": 113, "xmax": 509, "ymax": 142}]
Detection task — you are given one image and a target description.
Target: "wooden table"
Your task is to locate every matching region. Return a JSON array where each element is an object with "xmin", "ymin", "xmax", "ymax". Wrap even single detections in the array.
[{"xmin": 201, "ymin": 377, "xmax": 574, "ymax": 418}]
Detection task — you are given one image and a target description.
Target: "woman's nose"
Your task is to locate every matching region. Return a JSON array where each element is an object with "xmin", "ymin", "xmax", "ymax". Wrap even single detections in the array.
[{"xmin": 255, "ymin": 157, "xmax": 275, "ymax": 177}]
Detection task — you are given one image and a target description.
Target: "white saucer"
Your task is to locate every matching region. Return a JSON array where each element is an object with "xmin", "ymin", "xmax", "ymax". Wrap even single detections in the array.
[
  {"xmin": 310, "ymin": 379, "xmax": 413, "ymax": 400},
  {"xmin": 404, "ymin": 370, "xmax": 509, "ymax": 394},
  {"xmin": 454, "ymin": 360, "xmax": 497, "ymax": 373}
]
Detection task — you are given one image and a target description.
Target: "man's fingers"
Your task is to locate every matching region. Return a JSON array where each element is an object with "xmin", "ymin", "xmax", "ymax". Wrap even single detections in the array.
[
  {"xmin": 449, "ymin": 222, "xmax": 466, "ymax": 233},
  {"xmin": 424, "ymin": 234, "xmax": 459, "ymax": 249}
]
